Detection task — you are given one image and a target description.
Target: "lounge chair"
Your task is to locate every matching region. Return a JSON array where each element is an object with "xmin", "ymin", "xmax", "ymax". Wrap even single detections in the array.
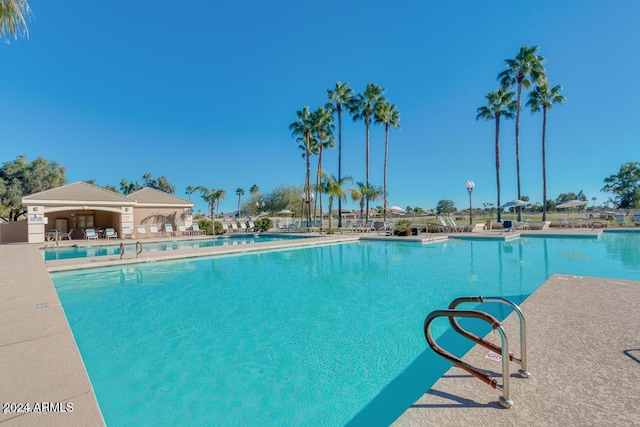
[
  {"xmin": 191, "ymin": 223, "xmax": 205, "ymax": 235},
  {"xmin": 446, "ymin": 217, "xmax": 465, "ymax": 232},
  {"xmin": 516, "ymin": 220, "xmax": 531, "ymax": 230},
  {"xmin": 359, "ymin": 220, "xmax": 375, "ymax": 233},
  {"xmin": 613, "ymin": 214, "xmax": 625, "ymax": 227},
  {"xmin": 634, "ymin": 214, "xmax": 640, "ymax": 226},
  {"xmin": 239, "ymin": 221, "xmax": 248, "ymax": 233},
  {"xmin": 502, "ymin": 220, "xmax": 514, "ymax": 232},
  {"xmin": 177, "ymin": 224, "xmax": 188, "ymax": 236},
  {"xmin": 559, "ymin": 218, "xmax": 571, "ymax": 228},
  {"xmin": 84, "ymin": 228, "xmax": 99, "ymax": 240},
  {"xmin": 136, "ymin": 225, "xmax": 149, "ymax": 238},
  {"xmin": 149, "ymin": 224, "xmax": 161, "ymax": 238},
  {"xmin": 248, "ymin": 220, "xmax": 257, "ymax": 232},
  {"xmin": 377, "ymin": 222, "xmax": 395, "ymax": 236},
  {"xmin": 221, "ymin": 223, "xmax": 230, "ymax": 234},
  {"xmin": 121, "ymin": 226, "xmax": 134, "ymax": 239},
  {"xmin": 437, "ymin": 217, "xmax": 453, "ymax": 233},
  {"xmin": 60, "ymin": 229, "xmax": 74, "ymax": 240},
  {"xmin": 164, "ymin": 223, "xmax": 176, "ymax": 237},
  {"xmin": 230, "ymin": 222, "xmax": 239, "ymax": 233},
  {"xmin": 105, "ymin": 228, "xmax": 118, "ymax": 239}
]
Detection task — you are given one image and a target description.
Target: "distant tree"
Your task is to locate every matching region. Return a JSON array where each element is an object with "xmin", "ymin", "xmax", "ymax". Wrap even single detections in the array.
[
  {"xmin": 374, "ymin": 101, "xmax": 401, "ymax": 221},
  {"xmin": 476, "ymin": 86, "xmax": 516, "ymax": 222},
  {"xmin": 602, "ymin": 162, "xmax": 640, "ymax": 208},
  {"xmin": 120, "ymin": 179, "xmax": 142, "ymax": 195},
  {"xmin": 527, "ymin": 80, "xmax": 565, "ymax": 221},
  {"xmin": 185, "ymin": 185, "xmax": 196, "ymax": 200},
  {"xmin": 349, "ymin": 83, "xmax": 386, "ymax": 217},
  {"xmin": 86, "ymin": 179, "xmax": 119, "ymax": 194},
  {"xmin": 436, "ymin": 200, "xmax": 456, "ymax": 214},
  {"xmin": 249, "ymin": 184, "xmax": 259, "ymax": 197},
  {"xmin": 327, "ymin": 81, "xmax": 354, "ymax": 227},
  {"xmin": 141, "ymin": 173, "xmax": 175, "ymax": 194},
  {"xmin": 235, "ymin": 187, "xmax": 244, "ymax": 216},
  {"xmin": 498, "ymin": 45, "xmax": 546, "ymax": 221},
  {"xmin": 0, "ymin": 0, "xmax": 30, "ymax": 42},
  {"xmin": 555, "ymin": 193, "xmax": 579, "ymax": 203},
  {"xmin": 0, "ymin": 155, "xmax": 66, "ymax": 221}
]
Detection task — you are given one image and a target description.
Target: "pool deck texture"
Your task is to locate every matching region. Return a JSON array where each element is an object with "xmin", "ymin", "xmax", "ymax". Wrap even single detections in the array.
[{"xmin": 1, "ymin": 228, "xmax": 638, "ymax": 426}]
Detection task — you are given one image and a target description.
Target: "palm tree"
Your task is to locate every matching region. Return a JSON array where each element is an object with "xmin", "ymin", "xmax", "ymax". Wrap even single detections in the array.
[
  {"xmin": 351, "ymin": 181, "xmax": 383, "ymax": 221},
  {"xmin": 235, "ymin": 187, "xmax": 245, "ymax": 216},
  {"xmin": 526, "ymin": 81, "xmax": 565, "ymax": 221},
  {"xmin": 1, "ymin": 0, "xmax": 30, "ymax": 41},
  {"xmin": 289, "ymin": 107, "xmax": 314, "ymax": 225},
  {"xmin": 196, "ymin": 187, "xmax": 217, "ymax": 224},
  {"xmin": 185, "ymin": 185, "xmax": 196, "ymax": 200},
  {"xmin": 319, "ymin": 173, "xmax": 353, "ymax": 232},
  {"xmin": 374, "ymin": 101, "xmax": 400, "ymax": 221},
  {"xmin": 249, "ymin": 184, "xmax": 259, "ymax": 197},
  {"xmin": 498, "ymin": 46, "xmax": 546, "ymax": 221},
  {"xmin": 214, "ymin": 188, "xmax": 226, "ymax": 217},
  {"xmin": 310, "ymin": 107, "xmax": 334, "ymax": 226},
  {"xmin": 349, "ymin": 83, "xmax": 386, "ymax": 217},
  {"xmin": 327, "ymin": 81, "xmax": 354, "ymax": 227},
  {"xmin": 476, "ymin": 87, "xmax": 516, "ymax": 222}
]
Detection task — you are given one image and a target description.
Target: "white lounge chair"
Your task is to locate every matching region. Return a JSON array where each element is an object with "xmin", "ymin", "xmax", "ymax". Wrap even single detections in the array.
[
  {"xmin": 613, "ymin": 214, "xmax": 625, "ymax": 227},
  {"xmin": 239, "ymin": 221, "xmax": 248, "ymax": 233},
  {"xmin": 121, "ymin": 226, "xmax": 134, "ymax": 239},
  {"xmin": 221, "ymin": 223, "xmax": 230, "ymax": 234},
  {"xmin": 60, "ymin": 229, "xmax": 74, "ymax": 240},
  {"xmin": 149, "ymin": 224, "xmax": 161, "ymax": 237},
  {"xmin": 84, "ymin": 228, "xmax": 99, "ymax": 240},
  {"xmin": 634, "ymin": 214, "xmax": 640, "ymax": 226},
  {"xmin": 105, "ymin": 228, "xmax": 118, "ymax": 239},
  {"xmin": 191, "ymin": 223, "xmax": 205, "ymax": 235},
  {"xmin": 248, "ymin": 220, "xmax": 257, "ymax": 232},
  {"xmin": 164, "ymin": 223, "xmax": 176, "ymax": 236},
  {"xmin": 136, "ymin": 225, "xmax": 148, "ymax": 238},
  {"xmin": 230, "ymin": 222, "xmax": 239, "ymax": 233},
  {"xmin": 177, "ymin": 224, "xmax": 188, "ymax": 236}
]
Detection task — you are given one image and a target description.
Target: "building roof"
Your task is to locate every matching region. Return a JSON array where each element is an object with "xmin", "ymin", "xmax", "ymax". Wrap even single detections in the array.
[
  {"xmin": 22, "ymin": 181, "xmax": 135, "ymax": 205},
  {"xmin": 127, "ymin": 187, "xmax": 194, "ymax": 207}
]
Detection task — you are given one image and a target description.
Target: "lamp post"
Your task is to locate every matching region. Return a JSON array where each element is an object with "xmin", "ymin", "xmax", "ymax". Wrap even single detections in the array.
[{"xmin": 466, "ymin": 180, "xmax": 475, "ymax": 225}]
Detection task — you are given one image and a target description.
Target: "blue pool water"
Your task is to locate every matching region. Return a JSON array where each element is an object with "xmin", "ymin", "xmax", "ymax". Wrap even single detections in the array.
[
  {"xmin": 42, "ymin": 235, "xmax": 304, "ymax": 261},
  {"xmin": 51, "ymin": 233, "xmax": 640, "ymax": 426}
]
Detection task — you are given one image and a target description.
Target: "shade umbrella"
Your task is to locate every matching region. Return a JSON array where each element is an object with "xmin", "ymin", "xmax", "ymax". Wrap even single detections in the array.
[
  {"xmin": 277, "ymin": 209, "xmax": 294, "ymax": 216},
  {"xmin": 557, "ymin": 200, "xmax": 588, "ymax": 217},
  {"xmin": 500, "ymin": 200, "xmax": 529, "ymax": 220}
]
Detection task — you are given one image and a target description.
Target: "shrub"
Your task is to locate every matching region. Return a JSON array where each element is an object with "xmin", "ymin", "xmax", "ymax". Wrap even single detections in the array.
[
  {"xmin": 213, "ymin": 220, "xmax": 223, "ymax": 235},
  {"xmin": 254, "ymin": 218, "xmax": 273, "ymax": 232},
  {"xmin": 198, "ymin": 218, "xmax": 212, "ymax": 235},
  {"xmin": 394, "ymin": 219, "xmax": 413, "ymax": 236}
]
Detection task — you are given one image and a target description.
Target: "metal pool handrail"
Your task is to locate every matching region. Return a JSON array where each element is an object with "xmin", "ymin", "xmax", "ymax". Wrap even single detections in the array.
[
  {"xmin": 424, "ymin": 309, "xmax": 514, "ymax": 409},
  {"xmin": 447, "ymin": 296, "xmax": 531, "ymax": 378}
]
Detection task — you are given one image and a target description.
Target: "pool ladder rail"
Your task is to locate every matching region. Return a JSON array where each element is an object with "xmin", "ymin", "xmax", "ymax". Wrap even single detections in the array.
[{"xmin": 424, "ymin": 296, "xmax": 531, "ymax": 409}]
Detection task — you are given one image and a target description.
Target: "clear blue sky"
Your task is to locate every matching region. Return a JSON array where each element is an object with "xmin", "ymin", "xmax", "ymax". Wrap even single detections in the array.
[{"xmin": 2, "ymin": 0, "xmax": 639, "ymax": 215}]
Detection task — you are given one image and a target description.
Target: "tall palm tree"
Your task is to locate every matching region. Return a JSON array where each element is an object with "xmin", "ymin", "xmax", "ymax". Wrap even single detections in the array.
[
  {"xmin": 374, "ymin": 102, "xmax": 400, "ymax": 221},
  {"xmin": 349, "ymin": 83, "xmax": 386, "ymax": 217},
  {"xmin": 498, "ymin": 46, "xmax": 546, "ymax": 221},
  {"xmin": 249, "ymin": 184, "xmax": 259, "ymax": 197},
  {"xmin": 526, "ymin": 81, "xmax": 565, "ymax": 221},
  {"xmin": 195, "ymin": 187, "xmax": 217, "ymax": 224},
  {"xmin": 214, "ymin": 188, "xmax": 226, "ymax": 217},
  {"xmin": 351, "ymin": 181, "xmax": 383, "ymax": 221},
  {"xmin": 319, "ymin": 172, "xmax": 353, "ymax": 232},
  {"xmin": 476, "ymin": 87, "xmax": 516, "ymax": 222},
  {"xmin": 327, "ymin": 81, "xmax": 354, "ymax": 227},
  {"xmin": 289, "ymin": 107, "xmax": 314, "ymax": 225},
  {"xmin": 0, "ymin": 0, "xmax": 30, "ymax": 41},
  {"xmin": 235, "ymin": 187, "xmax": 245, "ymax": 216},
  {"xmin": 310, "ymin": 107, "xmax": 334, "ymax": 225}
]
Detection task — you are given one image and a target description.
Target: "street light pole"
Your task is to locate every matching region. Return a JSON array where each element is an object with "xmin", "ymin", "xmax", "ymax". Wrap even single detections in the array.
[{"xmin": 466, "ymin": 180, "xmax": 475, "ymax": 225}]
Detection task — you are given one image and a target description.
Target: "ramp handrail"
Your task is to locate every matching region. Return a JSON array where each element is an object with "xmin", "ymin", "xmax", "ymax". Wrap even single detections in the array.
[
  {"xmin": 447, "ymin": 296, "xmax": 530, "ymax": 378},
  {"xmin": 424, "ymin": 309, "xmax": 514, "ymax": 408}
]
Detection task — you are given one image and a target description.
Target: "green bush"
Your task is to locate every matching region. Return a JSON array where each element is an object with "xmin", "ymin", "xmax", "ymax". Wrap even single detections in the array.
[
  {"xmin": 198, "ymin": 218, "xmax": 212, "ymax": 235},
  {"xmin": 213, "ymin": 221, "xmax": 223, "ymax": 235},
  {"xmin": 254, "ymin": 218, "xmax": 273, "ymax": 232},
  {"xmin": 394, "ymin": 219, "xmax": 413, "ymax": 236}
]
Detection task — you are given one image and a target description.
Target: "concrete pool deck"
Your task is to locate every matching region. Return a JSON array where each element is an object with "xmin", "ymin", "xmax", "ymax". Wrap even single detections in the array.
[{"xmin": 1, "ymin": 229, "xmax": 638, "ymax": 426}]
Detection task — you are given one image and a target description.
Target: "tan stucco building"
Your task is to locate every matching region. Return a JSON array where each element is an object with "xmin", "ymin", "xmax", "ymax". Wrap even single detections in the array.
[{"xmin": 19, "ymin": 182, "xmax": 195, "ymax": 243}]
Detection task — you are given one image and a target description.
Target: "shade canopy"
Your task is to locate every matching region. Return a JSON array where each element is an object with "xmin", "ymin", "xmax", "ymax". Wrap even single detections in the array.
[
  {"xmin": 556, "ymin": 200, "xmax": 588, "ymax": 209},
  {"xmin": 500, "ymin": 199, "xmax": 529, "ymax": 209},
  {"xmin": 387, "ymin": 205, "xmax": 406, "ymax": 213}
]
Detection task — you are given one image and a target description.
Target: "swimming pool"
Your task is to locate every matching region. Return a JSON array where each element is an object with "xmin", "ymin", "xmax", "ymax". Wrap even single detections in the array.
[
  {"xmin": 42, "ymin": 234, "xmax": 305, "ymax": 261},
  {"xmin": 51, "ymin": 233, "xmax": 640, "ymax": 426}
]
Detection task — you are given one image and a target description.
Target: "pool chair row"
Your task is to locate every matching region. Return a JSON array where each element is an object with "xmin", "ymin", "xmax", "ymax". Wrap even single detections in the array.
[
  {"xmin": 130, "ymin": 223, "xmax": 206, "ymax": 238},
  {"xmin": 83, "ymin": 228, "xmax": 118, "ymax": 240},
  {"xmin": 221, "ymin": 221, "xmax": 258, "ymax": 233}
]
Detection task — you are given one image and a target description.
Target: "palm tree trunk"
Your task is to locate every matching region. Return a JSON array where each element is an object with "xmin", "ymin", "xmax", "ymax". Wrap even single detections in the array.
[
  {"xmin": 365, "ymin": 119, "xmax": 370, "ymax": 219},
  {"xmin": 541, "ymin": 106, "xmax": 548, "ymax": 221},
  {"xmin": 495, "ymin": 113, "xmax": 502, "ymax": 223},
  {"xmin": 515, "ymin": 80, "xmax": 523, "ymax": 222},
  {"xmin": 337, "ymin": 106, "xmax": 343, "ymax": 228},
  {"xmin": 383, "ymin": 124, "xmax": 389, "ymax": 222},
  {"xmin": 305, "ymin": 135, "xmax": 312, "ymax": 226}
]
